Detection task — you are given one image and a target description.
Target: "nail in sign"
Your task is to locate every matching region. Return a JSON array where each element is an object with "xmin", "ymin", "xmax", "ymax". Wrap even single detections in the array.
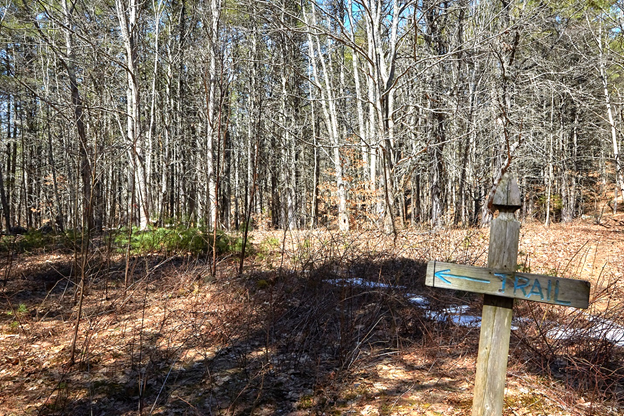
[{"xmin": 426, "ymin": 261, "xmax": 590, "ymax": 309}]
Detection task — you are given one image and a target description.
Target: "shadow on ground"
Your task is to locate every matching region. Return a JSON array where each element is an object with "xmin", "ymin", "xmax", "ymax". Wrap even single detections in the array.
[
  {"xmin": 0, "ymin": 252, "xmax": 485, "ymax": 415},
  {"xmin": 3, "ymin": 247, "xmax": 619, "ymax": 415}
]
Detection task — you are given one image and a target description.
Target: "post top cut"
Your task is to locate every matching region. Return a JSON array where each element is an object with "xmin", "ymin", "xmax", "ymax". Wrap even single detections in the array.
[{"xmin": 493, "ymin": 174, "xmax": 521, "ymax": 210}]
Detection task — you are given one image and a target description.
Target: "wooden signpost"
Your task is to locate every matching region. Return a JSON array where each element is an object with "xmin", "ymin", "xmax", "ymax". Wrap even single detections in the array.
[
  {"xmin": 426, "ymin": 262, "xmax": 590, "ymax": 309},
  {"xmin": 425, "ymin": 174, "xmax": 591, "ymax": 416}
]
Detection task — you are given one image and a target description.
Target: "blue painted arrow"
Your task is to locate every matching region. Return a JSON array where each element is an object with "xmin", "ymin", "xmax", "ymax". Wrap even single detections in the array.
[{"xmin": 434, "ymin": 269, "xmax": 491, "ymax": 285}]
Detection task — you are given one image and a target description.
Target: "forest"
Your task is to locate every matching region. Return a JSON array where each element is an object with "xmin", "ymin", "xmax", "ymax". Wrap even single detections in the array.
[
  {"xmin": 1, "ymin": 1, "xmax": 624, "ymax": 415},
  {"xmin": 1, "ymin": 0, "xmax": 623, "ymax": 235}
]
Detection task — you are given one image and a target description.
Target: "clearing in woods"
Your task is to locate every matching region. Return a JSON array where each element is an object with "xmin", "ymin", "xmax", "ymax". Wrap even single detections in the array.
[{"xmin": 0, "ymin": 217, "xmax": 623, "ymax": 415}]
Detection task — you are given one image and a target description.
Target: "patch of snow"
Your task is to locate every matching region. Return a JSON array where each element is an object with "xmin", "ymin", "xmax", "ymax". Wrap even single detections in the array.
[
  {"xmin": 328, "ymin": 277, "xmax": 484, "ymax": 328},
  {"xmin": 512, "ymin": 316, "xmax": 533, "ymax": 325},
  {"xmin": 424, "ymin": 308, "xmax": 482, "ymax": 328},
  {"xmin": 451, "ymin": 314, "xmax": 482, "ymax": 327},
  {"xmin": 545, "ymin": 315, "xmax": 624, "ymax": 347},
  {"xmin": 326, "ymin": 277, "xmax": 624, "ymax": 339},
  {"xmin": 424, "ymin": 310, "xmax": 445, "ymax": 322},
  {"xmin": 407, "ymin": 295, "xmax": 429, "ymax": 306},
  {"xmin": 444, "ymin": 305, "xmax": 471, "ymax": 315},
  {"xmin": 587, "ymin": 316, "xmax": 624, "ymax": 346},
  {"xmin": 326, "ymin": 278, "xmax": 395, "ymax": 289}
]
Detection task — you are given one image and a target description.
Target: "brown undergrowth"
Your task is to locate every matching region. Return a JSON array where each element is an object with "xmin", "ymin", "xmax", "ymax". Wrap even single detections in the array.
[{"xmin": 0, "ymin": 218, "xmax": 622, "ymax": 415}]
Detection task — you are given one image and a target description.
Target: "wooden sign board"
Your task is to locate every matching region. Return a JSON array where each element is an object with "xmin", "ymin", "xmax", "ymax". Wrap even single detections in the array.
[{"xmin": 426, "ymin": 260, "xmax": 590, "ymax": 309}]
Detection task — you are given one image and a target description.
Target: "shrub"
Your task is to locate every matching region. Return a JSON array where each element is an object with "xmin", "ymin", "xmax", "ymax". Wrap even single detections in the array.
[
  {"xmin": 0, "ymin": 229, "xmax": 58, "ymax": 253},
  {"xmin": 113, "ymin": 226, "xmax": 243, "ymax": 256}
]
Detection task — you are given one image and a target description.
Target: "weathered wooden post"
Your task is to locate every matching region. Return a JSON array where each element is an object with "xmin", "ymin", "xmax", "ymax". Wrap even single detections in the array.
[
  {"xmin": 472, "ymin": 174, "xmax": 520, "ymax": 416},
  {"xmin": 425, "ymin": 174, "xmax": 591, "ymax": 416}
]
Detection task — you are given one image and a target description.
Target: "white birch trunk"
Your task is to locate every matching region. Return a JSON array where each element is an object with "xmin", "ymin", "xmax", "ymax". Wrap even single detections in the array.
[
  {"xmin": 600, "ymin": 55, "xmax": 624, "ymax": 206},
  {"xmin": 305, "ymin": 7, "xmax": 349, "ymax": 231},
  {"xmin": 593, "ymin": 17, "xmax": 624, "ymax": 211},
  {"xmin": 116, "ymin": 0, "xmax": 149, "ymax": 229},
  {"xmin": 363, "ymin": 0, "xmax": 402, "ymax": 230},
  {"xmin": 348, "ymin": 0, "xmax": 368, "ymax": 213},
  {"xmin": 147, "ymin": 0, "xmax": 163, "ymax": 221},
  {"xmin": 204, "ymin": 0, "xmax": 221, "ymax": 229}
]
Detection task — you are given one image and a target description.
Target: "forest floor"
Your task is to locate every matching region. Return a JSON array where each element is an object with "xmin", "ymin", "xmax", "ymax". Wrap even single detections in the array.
[{"xmin": 0, "ymin": 216, "xmax": 623, "ymax": 415}]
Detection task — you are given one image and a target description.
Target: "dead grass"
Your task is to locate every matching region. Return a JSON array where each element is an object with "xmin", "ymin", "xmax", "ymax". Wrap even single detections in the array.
[{"xmin": 0, "ymin": 218, "xmax": 622, "ymax": 415}]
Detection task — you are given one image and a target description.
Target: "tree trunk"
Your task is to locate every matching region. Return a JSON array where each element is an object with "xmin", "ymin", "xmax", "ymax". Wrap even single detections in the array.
[
  {"xmin": 305, "ymin": 6, "xmax": 349, "ymax": 231},
  {"xmin": 116, "ymin": 0, "xmax": 149, "ymax": 229},
  {"xmin": 62, "ymin": 0, "xmax": 92, "ymax": 231}
]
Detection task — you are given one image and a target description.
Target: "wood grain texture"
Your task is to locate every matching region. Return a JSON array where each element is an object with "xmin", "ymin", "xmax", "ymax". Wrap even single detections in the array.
[
  {"xmin": 473, "ymin": 182, "xmax": 519, "ymax": 416},
  {"xmin": 492, "ymin": 175, "xmax": 521, "ymax": 209},
  {"xmin": 472, "ymin": 294, "xmax": 513, "ymax": 416},
  {"xmin": 425, "ymin": 260, "xmax": 590, "ymax": 309}
]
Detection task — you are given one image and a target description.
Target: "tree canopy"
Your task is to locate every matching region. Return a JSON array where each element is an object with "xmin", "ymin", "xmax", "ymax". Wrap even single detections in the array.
[{"xmin": 1, "ymin": 0, "xmax": 623, "ymax": 232}]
